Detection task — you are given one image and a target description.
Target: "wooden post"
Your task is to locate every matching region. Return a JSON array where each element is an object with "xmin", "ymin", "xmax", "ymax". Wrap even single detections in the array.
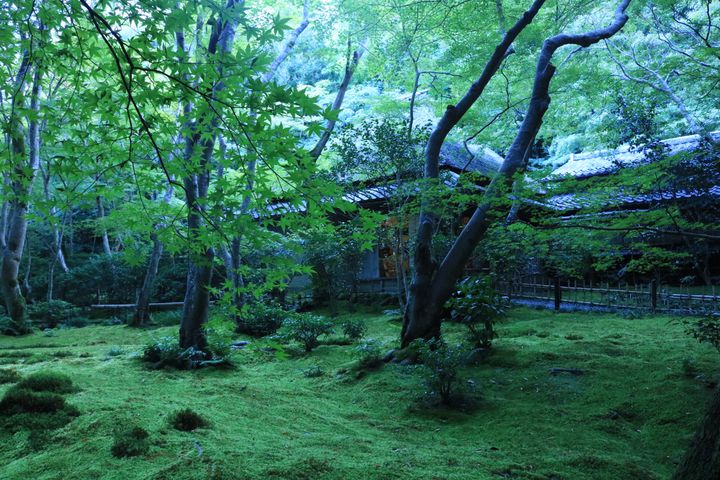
[
  {"xmin": 651, "ymin": 279, "xmax": 658, "ymax": 312},
  {"xmin": 554, "ymin": 276, "xmax": 561, "ymax": 312}
]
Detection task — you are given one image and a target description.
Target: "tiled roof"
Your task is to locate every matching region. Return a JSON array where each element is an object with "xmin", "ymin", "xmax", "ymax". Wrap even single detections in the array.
[
  {"xmin": 439, "ymin": 142, "xmax": 503, "ymax": 176},
  {"xmin": 549, "ymin": 131, "xmax": 720, "ymax": 179},
  {"xmin": 543, "ymin": 186, "xmax": 720, "ymax": 211}
]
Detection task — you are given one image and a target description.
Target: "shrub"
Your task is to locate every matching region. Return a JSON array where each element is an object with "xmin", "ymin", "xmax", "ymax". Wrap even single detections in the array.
[
  {"xmin": 106, "ymin": 347, "xmax": 125, "ymax": 357},
  {"xmin": 28, "ymin": 300, "xmax": 80, "ymax": 328},
  {"xmin": 62, "ymin": 316, "xmax": 89, "ymax": 328},
  {"xmin": 416, "ymin": 339, "xmax": 470, "ymax": 406},
  {"xmin": 141, "ymin": 336, "xmax": 231, "ymax": 370},
  {"xmin": 111, "ymin": 426, "xmax": 150, "ymax": 458},
  {"xmin": 0, "ymin": 388, "xmax": 68, "ymax": 414},
  {"xmin": 447, "ymin": 276, "xmax": 507, "ymax": 350},
  {"xmin": 236, "ymin": 302, "xmax": 290, "ymax": 337},
  {"xmin": 280, "ymin": 314, "xmax": 334, "ymax": 352},
  {"xmin": 355, "ymin": 339, "xmax": 383, "ymax": 371},
  {"xmin": 16, "ymin": 371, "xmax": 75, "ymax": 394},
  {"xmin": 0, "ymin": 368, "xmax": 21, "ymax": 385},
  {"xmin": 682, "ymin": 315, "xmax": 720, "ymax": 353},
  {"xmin": 341, "ymin": 317, "xmax": 366, "ymax": 341},
  {"xmin": 142, "ymin": 336, "xmax": 183, "ymax": 364},
  {"xmin": 169, "ymin": 408, "xmax": 209, "ymax": 432},
  {"xmin": 302, "ymin": 365, "xmax": 325, "ymax": 378},
  {"xmin": 149, "ymin": 310, "xmax": 181, "ymax": 327},
  {"xmin": 205, "ymin": 317, "xmax": 235, "ymax": 361}
]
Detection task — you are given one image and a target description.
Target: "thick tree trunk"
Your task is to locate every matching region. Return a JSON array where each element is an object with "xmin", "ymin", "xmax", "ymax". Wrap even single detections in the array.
[
  {"xmin": 1, "ymin": 55, "xmax": 42, "ymax": 335},
  {"xmin": 672, "ymin": 386, "xmax": 720, "ymax": 480},
  {"xmin": 402, "ymin": 0, "xmax": 632, "ymax": 347},
  {"xmin": 402, "ymin": 0, "xmax": 547, "ymax": 346}
]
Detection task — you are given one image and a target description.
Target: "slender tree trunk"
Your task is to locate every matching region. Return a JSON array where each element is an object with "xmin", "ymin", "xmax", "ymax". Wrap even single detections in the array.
[
  {"xmin": 260, "ymin": 0, "xmax": 310, "ymax": 84},
  {"xmin": 309, "ymin": 37, "xmax": 368, "ymax": 160},
  {"xmin": 402, "ymin": 0, "xmax": 632, "ymax": 347},
  {"xmin": 131, "ymin": 233, "xmax": 164, "ymax": 327},
  {"xmin": 672, "ymin": 385, "xmax": 720, "ymax": 480},
  {"xmin": 178, "ymin": 0, "xmax": 239, "ymax": 351},
  {"xmin": 96, "ymin": 195, "xmax": 112, "ymax": 256}
]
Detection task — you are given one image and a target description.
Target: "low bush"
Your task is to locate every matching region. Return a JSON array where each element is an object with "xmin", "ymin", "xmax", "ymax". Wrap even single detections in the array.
[
  {"xmin": 142, "ymin": 336, "xmax": 183, "ymax": 364},
  {"xmin": 682, "ymin": 315, "xmax": 720, "ymax": 353},
  {"xmin": 302, "ymin": 365, "xmax": 325, "ymax": 378},
  {"xmin": 415, "ymin": 339, "xmax": 471, "ymax": 406},
  {"xmin": 341, "ymin": 317, "xmax": 366, "ymax": 341},
  {"xmin": 149, "ymin": 310, "xmax": 182, "ymax": 327},
  {"xmin": 235, "ymin": 301, "xmax": 290, "ymax": 337},
  {"xmin": 447, "ymin": 276, "xmax": 507, "ymax": 350},
  {"xmin": 28, "ymin": 300, "xmax": 81, "ymax": 328},
  {"xmin": 205, "ymin": 317, "xmax": 235, "ymax": 361},
  {"xmin": 169, "ymin": 408, "xmax": 209, "ymax": 432},
  {"xmin": 142, "ymin": 334, "xmax": 232, "ymax": 370},
  {"xmin": 0, "ymin": 388, "xmax": 67, "ymax": 414},
  {"xmin": 0, "ymin": 368, "xmax": 21, "ymax": 384},
  {"xmin": 111, "ymin": 426, "xmax": 151, "ymax": 458},
  {"xmin": 62, "ymin": 316, "xmax": 89, "ymax": 328},
  {"xmin": 16, "ymin": 371, "xmax": 75, "ymax": 393},
  {"xmin": 355, "ymin": 339, "xmax": 383, "ymax": 371},
  {"xmin": 280, "ymin": 314, "xmax": 334, "ymax": 352},
  {"xmin": 106, "ymin": 346, "xmax": 125, "ymax": 357}
]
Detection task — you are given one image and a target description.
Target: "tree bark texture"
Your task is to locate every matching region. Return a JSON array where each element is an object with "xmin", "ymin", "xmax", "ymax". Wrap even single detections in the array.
[
  {"xmin": 672, "ymin": 385, "xmax": 720, "ymax": 480},
  {"xmin": 178, "ymin": 0, "xmax": 240, "ymax": 350},
  {"xmin": 402, "ymin": 0, "xmax": 632, "ymax": 347},
  {"xmin": 1, "ymin": 52, "xmax": 42, "ymax": 335}
]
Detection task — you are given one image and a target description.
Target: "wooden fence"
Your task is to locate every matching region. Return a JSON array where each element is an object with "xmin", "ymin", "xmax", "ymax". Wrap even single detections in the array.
[{"xmin": 501, "ymin": 275, "xmax": 720, "ymax": 314}]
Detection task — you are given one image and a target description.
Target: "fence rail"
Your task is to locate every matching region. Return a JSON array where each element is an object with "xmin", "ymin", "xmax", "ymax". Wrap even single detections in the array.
[
  {"xmin": 327, "ymin": 276, "xmax": 719, "ymax": 315},
  {"xmin": 502, "ymin": 276, "xmax": 719, "ymax": 314}
]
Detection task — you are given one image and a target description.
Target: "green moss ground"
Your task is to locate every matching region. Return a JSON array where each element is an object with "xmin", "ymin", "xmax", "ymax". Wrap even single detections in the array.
[{"xmin": 0, "ymin": 307, "xmax": 716, "ymax": 480}]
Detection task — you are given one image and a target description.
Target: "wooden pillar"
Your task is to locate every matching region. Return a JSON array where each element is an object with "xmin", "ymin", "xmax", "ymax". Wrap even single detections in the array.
[
  {"xmin": 554, "ymin": 276, "xmax": 562, "ymax": 312},
  {"xmin": 651, "ymin": 279, "xmax": 658, "ymax": 312}
]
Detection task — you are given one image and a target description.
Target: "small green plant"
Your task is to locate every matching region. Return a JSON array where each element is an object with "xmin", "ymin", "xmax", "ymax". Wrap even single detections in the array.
[
  {"xmin": 111, "ymin": 426, "xmax": 151, "ymax": 458},
  {"xmin": 28, "ymin": 300, "xmax": 81, "ymax": 328},
  {"xmin": 280, "ymin": 313, "xmax": 334, "ymax": 352},
  {"xmin": 447, "ymin": 276, "xmax": 507, "ymax": 350},
  {"xmin": 341, "ymin": 317, "xmax": 366, "ymax": 341},
  {"xmin": 62, "ymin": 317, "xmax": 89, "ymax": 328},
  {"xmin": 302, "ymin": 365, "xmax": 325, "ymax": 378},
  {"xmin": 16, "ymin": 371, "xmax": 75, "ymax": 394},
  {"xmin": 682, "ymin": 315, "xmax": 720, "ymax": 353},
  {"xmin": 415, "ymin": 339, "xmax": 471, "ymax": 406},
  {"xmin": 355, "ymin": 339, "xmax": 383, "ymax": 371},
  {"xmin": 681, "ymin": 357, "xmax": 700, "ymax": 378},
  {"xmin": 236, "ymin": 301, "xmax": 290, "ymax": 337},
  {"xmin": 142, "ymin": 336, "xmax": 183, "ymax": 364},
  {"xmin": 149, "ymin": 310, "xmax": 182, "ymax": 327},
  {"xmin": 0, "ymin": 388, "xmax": 67, "ymax": 414},
  {"xmin": 205, "ymin": 317, "xmax": 235, "ymax": 361},
  {"xmin": 0, "ymin": 368, "xmax": 21, "ymax": 384},
  {"xmin": 169, "ymin": 408, "xmax": 209, "ymax": 432},
  {"xmin": 106, "ymin": 346, "xmax": 125, "ymax": 357}
]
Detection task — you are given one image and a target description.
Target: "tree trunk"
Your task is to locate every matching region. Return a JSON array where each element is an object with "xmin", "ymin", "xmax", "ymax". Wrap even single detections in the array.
[
  {"xmin": 402, "ymin": 0, "xmax": 632, "ymax": 347},
  {"xmin": 260, "ymin": 0, "xmax": 310, "ymax": 84},
  {"xmin": 130, "ymin": 233, "xmax": 164, "ymax": 327},
  {"xmin": 309, "ymin": 37, "xmax": 368, "ymax": 160},
  {"xmin": 96, "ymin": 196, "xmax": 112, "ymax": 256},
  {"xmin": 672, "ymin": 385, "xmax": 720, "ymax": 480},
  {"xmin": 1, "ymin": 53, "xmax": 42, "ymax": 335},
  {"xmin": 178, "ymin": 0, "xmax": 239, "ymax": 351}
]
